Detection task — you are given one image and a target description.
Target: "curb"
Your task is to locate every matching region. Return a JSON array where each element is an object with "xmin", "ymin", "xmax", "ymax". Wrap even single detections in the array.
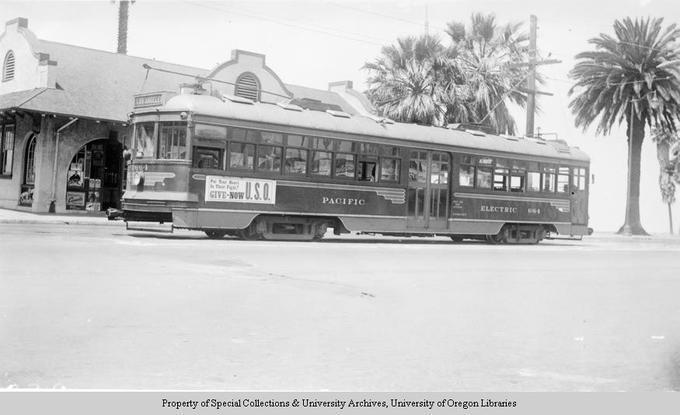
[{"xmin": 0, "ymin": 218, "xmax": 126, "ymax": 226}]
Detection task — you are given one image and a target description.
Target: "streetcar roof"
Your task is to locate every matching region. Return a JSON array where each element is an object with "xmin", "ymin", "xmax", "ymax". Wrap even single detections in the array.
[{"xmin": 153, "ymin": 93, "xmax": 589, "ymax": 163}]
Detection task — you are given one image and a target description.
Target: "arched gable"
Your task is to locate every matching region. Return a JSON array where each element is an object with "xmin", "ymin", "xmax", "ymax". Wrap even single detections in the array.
[{"xmin": 207, "ymin": 50, "xmax": 292, "ymax": 103}]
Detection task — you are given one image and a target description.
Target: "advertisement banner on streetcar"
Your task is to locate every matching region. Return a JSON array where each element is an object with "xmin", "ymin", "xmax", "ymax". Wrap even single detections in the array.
[{"xmin": 205, "ymin": 176, "xmax": 276, "ymax": 204}]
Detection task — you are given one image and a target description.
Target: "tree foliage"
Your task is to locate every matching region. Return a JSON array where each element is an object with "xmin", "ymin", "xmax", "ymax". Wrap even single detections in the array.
[
  {"xmin": 364, "ymin": 13, "xmax": 532, "ymax": 134},
  {"xmin": 569, "ymin": 17, "xmax": 680, "ymax": 235}
]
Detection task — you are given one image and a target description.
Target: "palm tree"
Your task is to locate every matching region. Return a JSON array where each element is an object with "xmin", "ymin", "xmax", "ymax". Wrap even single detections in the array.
[
  {"xmin": 114, "ymin": 0, "xmax": 134, "ymax": 54},
  {"xmin": 445, "ymin": 13, "xmax": 532, "ymax": 134},
  {"xmin": 364, "ymin": 35, "xmax": 470, "ymax": 126},
  {"xmin": 569, "ymin": 17, "xmax": 680, "ymax": 235}
]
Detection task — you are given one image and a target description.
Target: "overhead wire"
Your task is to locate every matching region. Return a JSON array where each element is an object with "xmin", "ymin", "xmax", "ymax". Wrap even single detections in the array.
[{"xmin": 184, "ymin": 0, "xmax": 390, "ymax": 47}]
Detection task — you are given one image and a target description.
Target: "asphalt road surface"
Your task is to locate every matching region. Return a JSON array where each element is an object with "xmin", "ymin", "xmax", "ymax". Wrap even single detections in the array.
[{"xmin": 1, "ymin": 223, "xmax": 679, "ymax": 391}]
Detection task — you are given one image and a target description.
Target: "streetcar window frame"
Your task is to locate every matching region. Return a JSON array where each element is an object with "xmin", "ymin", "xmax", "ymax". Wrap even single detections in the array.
[
  {"xmin": 557, "ymin": 167, "xmax": 570, "ymax": 193},
  {"xmin": 134, "ymin": 121, "xmax": 157, "ymax": 159},
  {"xmin": 192, "ymin": 146, "xmax": 224, "ymax": 170},
  {"xmin": 158, "ymin": 122, "xmax": 188, "ymax": 160}
]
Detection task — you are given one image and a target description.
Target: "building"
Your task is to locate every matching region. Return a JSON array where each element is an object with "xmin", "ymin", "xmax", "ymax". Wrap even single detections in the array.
[{"xmin": 0, "ymin": 17, "xmax": 371, "ymax": 213}]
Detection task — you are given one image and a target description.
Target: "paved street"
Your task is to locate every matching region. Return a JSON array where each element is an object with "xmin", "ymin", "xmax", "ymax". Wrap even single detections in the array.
[{"xmin": 1, "ymin": 223, "xmax": 680, "ymax": 391}]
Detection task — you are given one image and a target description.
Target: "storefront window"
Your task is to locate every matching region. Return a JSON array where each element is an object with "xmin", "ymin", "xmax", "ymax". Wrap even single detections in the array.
[{"xmin": 1, "ymin": 124, "xmax": 14, "ymax": 175}]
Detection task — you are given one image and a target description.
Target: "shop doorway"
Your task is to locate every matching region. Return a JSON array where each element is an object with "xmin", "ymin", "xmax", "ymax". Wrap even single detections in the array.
[
  {"xmin": 66, "ymin": 138, "xmax": 123, "ymax": 211},
  {"xmin": 19, "ymin": 134, "xmax": 37, "ymax": 207}
]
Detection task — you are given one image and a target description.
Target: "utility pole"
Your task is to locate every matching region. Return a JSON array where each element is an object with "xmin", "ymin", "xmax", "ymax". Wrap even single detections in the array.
[
  {"xmin": 424, "ymin": 4, "xmax": 429, "ymax": 35},
  {"xmin": 508, "ymin": 15, "xmax": 561, "ymax": 137},
  {"xmin": 525, "ymin": 15, "xmax": 537, "ymax": 138}
]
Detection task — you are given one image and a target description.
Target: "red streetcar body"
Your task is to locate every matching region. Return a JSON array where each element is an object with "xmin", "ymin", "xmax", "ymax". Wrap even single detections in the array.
[{"xmin": 120, "ymin": 91, "xmax": 590, "ymax": 243}]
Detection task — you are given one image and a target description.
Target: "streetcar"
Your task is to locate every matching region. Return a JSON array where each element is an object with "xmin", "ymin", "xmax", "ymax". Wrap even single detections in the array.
[{"xmin": 115, "ymin": 85, "xmax": 590, "ymax": 244}]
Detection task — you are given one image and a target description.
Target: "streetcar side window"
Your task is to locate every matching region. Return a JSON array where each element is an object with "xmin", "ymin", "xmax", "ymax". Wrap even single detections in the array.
[
  {"xmin": 557, "ymin": 167, "xmax": 570, "ymax": 193},
  {"xmin": 380, "ymin": 158, "xmax": 400, "ymax": 182},
  {"xmin": 158, "ymin": 122, "xmax": 187, "ymax": 160},
  {"xmin": 358, "ymin": 160, "xmax": 377, "ymax": 181},
  {"xmin": 335, "ymin": 153, "xmax": 355, "ymax": 179},
  {"xmin": 542, "ymin": 167, "xmax": 556, "ymax": 192},
  {"xmin": 527, "ymin": 172, "xmax": 541, "ymax": 192},
  {"xmin": 195, "ymin": 124, "xmax": 227, "ymax": 140},
  {"xmin": 510, "ymin": 175, "xmax": 525, "ymax": 192},
  {"xmin": 193, "ymin": 147, "xmax": 223, "ymax": 170},
  {"xmin": 311, "ymin": 151, "xmax": 332, "ymax": 176},
  {"xmin": 257, "ymin": 145, "xmax": 282, "ymax": 172},
  {"xmin": 459, "ymin": 155, "xmax": 475, "ymax": 187},
  {"xmin": 493, "ymin": 167, "xmax": 509, "ymax": 191},
  {"xmin": 284, "ymin": 148, "xmax": 307, "ymax": 175},
  {"xmin": 229, "ymin": 142, "xmax": 254, "ymax": 169},
  {"xmin": 284, "ymin": 134, "xmax": 308, "ymax": 175},
  {"xmin": 476, "ymin": 167, "xmax": 492, "ymax": 189},
  {"xmin": 134, "ymin": 122, "xmax": 156, "ymax": 159}
]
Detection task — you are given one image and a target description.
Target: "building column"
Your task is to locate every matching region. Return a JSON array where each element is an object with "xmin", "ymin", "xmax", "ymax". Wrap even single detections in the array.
[{"xmin": 31, "ymin": 116, "xmax": 55, "ymax": 212}]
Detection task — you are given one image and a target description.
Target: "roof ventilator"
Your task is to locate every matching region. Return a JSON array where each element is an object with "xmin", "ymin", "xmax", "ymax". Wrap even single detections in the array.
[
  {"xmin": 277, "ymin": 101, "xmax": 304, "ymax": 112},
  {"xmin": 326, "ymin": 109, "xmax": 351, "ymax": 118},
  {"xmin": 220, "ymin": 93, "xmax": 254, "ymax": 105}
]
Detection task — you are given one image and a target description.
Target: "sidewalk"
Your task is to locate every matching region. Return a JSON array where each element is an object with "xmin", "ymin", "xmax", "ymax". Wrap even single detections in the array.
[{"xmin": 0, "ymin": 207, "xmax": 124, "ymax": 226}]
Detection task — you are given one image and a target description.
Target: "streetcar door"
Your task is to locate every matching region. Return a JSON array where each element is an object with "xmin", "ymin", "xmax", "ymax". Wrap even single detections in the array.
[
  {"xmin": 407, "ymin": 151, "xmax": 449, "ymax": 229},
  {"xmin": 570, "ymin": 167, "xmax": 588, "ymax": 225}
]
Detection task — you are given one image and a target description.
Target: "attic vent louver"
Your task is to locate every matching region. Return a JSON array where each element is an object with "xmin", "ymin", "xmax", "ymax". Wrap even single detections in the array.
[
  {"xmin": 3, "ymin": 51, "xmax": 15, "ymax": 81},
  {"xmin": 235, "ymin": 72, "xmax": 260, "ymax": 102},
  {"xmin": 326, "ymin": 109, "xmax": 351, "ymax": 118}
]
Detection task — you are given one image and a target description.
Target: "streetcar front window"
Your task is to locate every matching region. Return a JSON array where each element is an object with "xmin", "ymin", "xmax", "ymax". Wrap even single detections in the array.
[
  {"xmin": 158, "ymin": 122, "xmax": 187, "ymax": 159},
  {"xmin": 134, "ymin": 122, "xmax": 156, "ymax": 159}
]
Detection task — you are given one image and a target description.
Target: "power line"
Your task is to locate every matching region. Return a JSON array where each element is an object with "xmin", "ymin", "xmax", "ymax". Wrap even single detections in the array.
[
  {"xmin": 329, "ymin": 2, "xmax": 449, "ymax": 34},
  {"xmin": 185, "ymin": 0, "xmax": 388, "ymax": 47}
]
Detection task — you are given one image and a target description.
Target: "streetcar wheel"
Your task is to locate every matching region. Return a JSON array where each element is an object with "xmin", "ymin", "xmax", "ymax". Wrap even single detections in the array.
[
  {"xmin": 205, "ymin": 230, "xmax": 227, "ymax": 239},
  {"xmin": 450, "ymin": 236, "xmax": 464, "ymax": 242},
  {"xmin": 486, "ymin": 226, "xmax": 508, "ymax": 244}
]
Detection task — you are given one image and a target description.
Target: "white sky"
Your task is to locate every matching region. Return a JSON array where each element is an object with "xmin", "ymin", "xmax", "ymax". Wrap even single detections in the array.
[{"xmin": 2, "ymin": 0, "xmax": 680, "ymax": 233}]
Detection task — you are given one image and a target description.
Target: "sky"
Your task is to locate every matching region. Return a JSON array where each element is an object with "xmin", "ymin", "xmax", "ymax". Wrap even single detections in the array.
[{"xmin": 2, "ymin": 0, "xmax": 680, "ymax": 233}]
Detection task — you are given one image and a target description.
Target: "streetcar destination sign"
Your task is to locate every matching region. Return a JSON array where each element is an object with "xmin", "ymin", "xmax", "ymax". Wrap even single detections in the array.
[{"xmin": 205, "ymin": 176, "xmax": 276, "ymax": 204}]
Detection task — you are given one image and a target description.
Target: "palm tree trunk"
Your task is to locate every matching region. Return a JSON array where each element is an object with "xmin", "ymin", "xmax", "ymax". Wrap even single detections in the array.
[
  {"xmin": 617, "ymin": 119, "xmax": 648, "ymax": 235},
  {"xmin": 117, "ymin": 1, "xmax": 130, "ymax": 55},
  {"xmin": 668, "ymin": 202, "xmax": 674, "ymax": 234}
]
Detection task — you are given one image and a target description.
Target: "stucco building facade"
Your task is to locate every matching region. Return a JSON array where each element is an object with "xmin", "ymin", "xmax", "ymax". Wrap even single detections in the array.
[{"xmin": 0, "ymin": 17, "xmax": 372, "ymax": 213}]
